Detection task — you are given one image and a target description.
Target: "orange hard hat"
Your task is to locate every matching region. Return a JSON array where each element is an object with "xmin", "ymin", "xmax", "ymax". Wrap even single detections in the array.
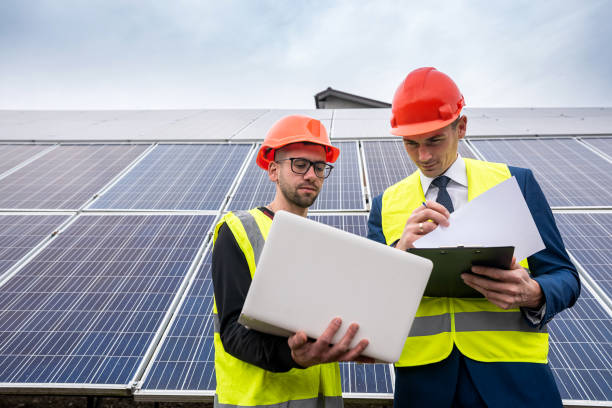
[
  {"xmin": 256, "ymin": 115, "xmax": 340, "ymax": 170},
  {"xmin": 390, "ymin": 67, "xmax": 465, "ymax": 137}
]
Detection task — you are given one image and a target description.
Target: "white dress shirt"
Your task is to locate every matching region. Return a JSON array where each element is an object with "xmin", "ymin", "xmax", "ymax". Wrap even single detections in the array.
[{"xmin": 420, "ymin": 153, "xmax": 467, "ymax": 209}]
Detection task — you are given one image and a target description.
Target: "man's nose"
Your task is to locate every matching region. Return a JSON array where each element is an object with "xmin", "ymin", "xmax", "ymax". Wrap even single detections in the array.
[
  {"xmin": 418, "ymin": 146, "xmax": 432, "ymax": 162},
  {"xmin": 303, "ymin": 164, "xmax": 319, "ymax": 180}
]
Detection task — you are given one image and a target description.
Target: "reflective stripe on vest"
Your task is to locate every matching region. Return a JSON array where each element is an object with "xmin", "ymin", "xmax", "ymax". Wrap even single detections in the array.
[
  {"xmin": 212, "ymin": 209, "xmax": 343, "ymax": 407},
  {"xmin": 381, "ymin": 159, "xmax": 548, "ymax": 366},
  {"xmin": 214, "ymin": 394, "xmax": 344, "ymax": 408}
]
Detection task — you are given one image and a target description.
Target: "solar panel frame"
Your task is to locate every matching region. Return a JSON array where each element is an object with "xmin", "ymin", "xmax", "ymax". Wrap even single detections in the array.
[
  {"xmin": 89, "ymin": 144, "xmax": 253, "ymax": 211},
  {"xmin": 0, "ymin": 212, "xmax": 217, "ymax": 395}
]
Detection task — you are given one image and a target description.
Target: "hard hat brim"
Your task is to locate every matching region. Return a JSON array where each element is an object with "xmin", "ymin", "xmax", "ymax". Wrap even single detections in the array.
[
  {"xmin": 390, "ymin": 115, "xmax": 459, "ymax": 138},
  {"xmin": 256, "ymin": 138, "xmax": 340, "ymax": 170}
]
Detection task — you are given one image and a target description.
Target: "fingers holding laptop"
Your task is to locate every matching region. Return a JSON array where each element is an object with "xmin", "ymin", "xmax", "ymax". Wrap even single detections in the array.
[
  {"xmin": 396, "ymin": 200, "xmax": 450, "ymax": 251},
  {"xmin": 288, "ymin": 317, "xmax": 373, "ymax": 368}
]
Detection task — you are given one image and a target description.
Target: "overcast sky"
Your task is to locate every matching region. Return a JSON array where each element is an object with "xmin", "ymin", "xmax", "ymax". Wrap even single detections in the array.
[{"xmin": 1, "ymin": 0, "xmax": 611, "ymax": 110}]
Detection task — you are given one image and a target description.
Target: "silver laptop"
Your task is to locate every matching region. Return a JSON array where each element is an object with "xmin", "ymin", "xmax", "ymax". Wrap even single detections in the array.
[{"xmin": 239, "ymin": 210, "xmax": 432, "ymax": 363}]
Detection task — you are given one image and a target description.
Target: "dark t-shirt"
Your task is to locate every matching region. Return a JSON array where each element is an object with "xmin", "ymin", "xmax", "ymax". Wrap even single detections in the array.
[{"xmin": 211, "ymin": 207, "xmax": 301, "ymax": 372}]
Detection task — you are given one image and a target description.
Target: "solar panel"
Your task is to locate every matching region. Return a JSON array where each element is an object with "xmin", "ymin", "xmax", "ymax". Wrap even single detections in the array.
[
  {"xmin": 581, "ymin": 137, "xmax": 612, "ymax": 158},
  {"xmin": 90, "ymin": 144, "xmax": 251, "ymax": 210},
  {"xmin": 138, "ymin": 250, "xmax": 216, "ymax": 396},
  {"xmin": 362, "ymin": 140, "xmax": 417, "ymax": 199},
  {"xmin": 554, "ymin": 213, "xmax": 612, "ymax": 299},
  {"xmin": 548, "ymin": 285, "xmax": 612, "ymax": 403},
  {"xmin": 137, "ymin": 213, "xmax": 393, "ymax": 400},
  {"xmin": 0, "ymin": 145, "xmax": 148, "ymax": 210},
  {"xmin": 0, "ymin": 214, "xmax": 214, "ymax": 393},
  {"xmin": 470, "ymin": 138, "xmax": 612, "ymax": 207},
  {"xmin": 0, "ymin": 145, "xmax": 52, "ymax": 175},
  {"xmin": 0, "ymin": 214, "xmax": 69, "ymax": 280},
  {"xmin": 227, "ymin": 142, "xmax": 364, "ymax": 211}
]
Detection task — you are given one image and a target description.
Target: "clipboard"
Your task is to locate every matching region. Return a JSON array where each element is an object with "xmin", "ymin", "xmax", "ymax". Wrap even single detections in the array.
[{"xmin": 407, "ymin": 246, "xmax": 514, "ymax": 298}]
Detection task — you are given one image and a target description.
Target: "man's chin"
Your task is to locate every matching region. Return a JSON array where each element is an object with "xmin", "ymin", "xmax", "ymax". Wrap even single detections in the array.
[{"xmin": 420, "ymin": 166, "xmax": 441, "ymax": 177}]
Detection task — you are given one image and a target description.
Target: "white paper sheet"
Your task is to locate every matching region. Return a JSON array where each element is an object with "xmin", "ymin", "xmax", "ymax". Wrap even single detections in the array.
[{"xmin": 413, "ymin": 176, "xmax": 545, "ymax": 261}]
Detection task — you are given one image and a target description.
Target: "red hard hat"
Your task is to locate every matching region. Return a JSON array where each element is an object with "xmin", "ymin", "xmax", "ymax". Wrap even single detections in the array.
[
  {"xmin": 390, "ymin": 67, "xmax": 465, "ymax": 137},
  {"xmin": 256, "ymin": 115, "xmax": 340, "ymax": 170}
]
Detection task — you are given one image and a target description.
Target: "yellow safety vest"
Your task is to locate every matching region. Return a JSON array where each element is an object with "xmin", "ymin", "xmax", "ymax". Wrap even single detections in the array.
[
  {"xmin": 212, "ymin": 208, "xmax": 343, "ymax": 408},
  {"xmin": 380, "ymin": 158, "xmax": 548, "ymax": 367}
]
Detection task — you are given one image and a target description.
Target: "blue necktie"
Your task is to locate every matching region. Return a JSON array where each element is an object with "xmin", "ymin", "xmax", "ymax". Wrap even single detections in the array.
[{"xmin": 432, "ymin": 176, "xmax": 454, "ymax": 213}]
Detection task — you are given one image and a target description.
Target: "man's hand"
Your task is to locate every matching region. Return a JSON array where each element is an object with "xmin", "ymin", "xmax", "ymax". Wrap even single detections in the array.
[
  {"xmin": 395, "ymin": 200, "xmax": 450, "ymax": 251},
  {"xmin": 462, "ymin": 258, "xmax": 544, "ymax": 310},
  {"xmin": 288, "ymin": 318, "xmax": 374, "ymax": 368}
]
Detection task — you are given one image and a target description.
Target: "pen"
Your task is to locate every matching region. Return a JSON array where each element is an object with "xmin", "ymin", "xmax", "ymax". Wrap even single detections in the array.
[{"xmin": 422, "ymin": 201, "xmax": 427, "ymax": 208}]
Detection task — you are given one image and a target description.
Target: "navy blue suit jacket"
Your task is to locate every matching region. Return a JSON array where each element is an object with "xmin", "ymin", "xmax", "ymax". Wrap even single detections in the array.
[{"xmin": 367, "ymin": 166, "xmax": 580, "ymax": 407}]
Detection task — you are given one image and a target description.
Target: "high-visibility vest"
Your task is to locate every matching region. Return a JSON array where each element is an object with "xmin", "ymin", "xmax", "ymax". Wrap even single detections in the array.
[
  {"xmin": 212, "ymin": 208, "xmax": 343, "ymax": 407},
  {"xmin": 380, "ymin": 158, "xmax": 548, "ymax": 367}
]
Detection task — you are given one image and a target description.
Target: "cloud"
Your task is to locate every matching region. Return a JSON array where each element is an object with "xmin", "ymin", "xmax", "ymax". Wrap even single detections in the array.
[{"xmin": 0, "ymin": 0, "xmax": 610, "ymax": 109}]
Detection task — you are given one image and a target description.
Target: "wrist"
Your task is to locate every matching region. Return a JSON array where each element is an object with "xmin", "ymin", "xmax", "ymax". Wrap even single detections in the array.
[{"xmin": 524, "ymin": 279, "xmax": 544, "ymax": 309}]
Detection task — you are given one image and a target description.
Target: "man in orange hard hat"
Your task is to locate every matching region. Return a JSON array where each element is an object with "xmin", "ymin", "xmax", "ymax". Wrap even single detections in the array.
[
  {"xmin": 212, "ymin": 115, "xmax": 371, "ymax": 407},
  {"xmin": 367, "ymin": 67, "xmax": 580, "ymax": 407}
]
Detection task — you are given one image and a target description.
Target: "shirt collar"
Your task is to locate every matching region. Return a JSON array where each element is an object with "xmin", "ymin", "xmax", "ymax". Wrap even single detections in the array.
[{"xmin": 419, "ymin": 153, "xmax": 468, "ymax": 194}]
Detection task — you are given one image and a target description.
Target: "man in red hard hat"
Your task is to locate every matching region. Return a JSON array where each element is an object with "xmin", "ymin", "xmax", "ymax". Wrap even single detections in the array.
[
  {"xmin": 212, "ymin": 115, "xmax": 371, "ymax": 408},
  {"xmin": 368, "ymin": 67, "xmax": 580, "ymax": 407}
]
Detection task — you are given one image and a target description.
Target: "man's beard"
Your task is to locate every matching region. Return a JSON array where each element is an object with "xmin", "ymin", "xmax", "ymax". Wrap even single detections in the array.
[{"xmin": 278, "ymin": 178, "xmax": 320, "ymax": 208}]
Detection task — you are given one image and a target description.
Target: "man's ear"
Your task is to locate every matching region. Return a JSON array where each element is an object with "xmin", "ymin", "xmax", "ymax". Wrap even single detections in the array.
[
  {"xmin": 268, "ymin": 161, "xmax": 279, "ymax": 182},
  {"xmin": 457, "ymin": 115, "xmax": 467, "ymax": 140}
]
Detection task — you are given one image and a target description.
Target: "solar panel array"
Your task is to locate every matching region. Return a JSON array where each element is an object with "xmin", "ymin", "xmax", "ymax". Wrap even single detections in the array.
[
  {"xmin": 0, "ymin": 125, "xmax": 610, "ymax": 406},
  {"xmin": 0, "ymin": 214, "xmax": 214, "ymax": 390}
]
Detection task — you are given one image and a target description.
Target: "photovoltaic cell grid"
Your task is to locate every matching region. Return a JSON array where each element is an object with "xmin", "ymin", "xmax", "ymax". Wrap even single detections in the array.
[
  {"xmin": 140, "ymin": 251, "xmax": 215, "ymax": 393},
  {"xmin": 548, "ymin": 285, "xmax": 611, "ymax": 402},
  {"xmin": 582, "ymin": 137, "xmax": 612, "ymax": 158},
  {"xmin": 554, "ymin": 213, "xmax": 612, "ymax": 299},
  {"xmin": 0, "ymin": 145, "xmax": 51, "ymax": 175},
  {"xmin": 0, "ymin": 214, "xmax": 214, "ymax": 389},
  {"xmin": 0, "ymin": 214, "xmax": 69, "ymax": 278},
  {"xmin": 362, "ymin": 141, "xmax": 417, "ymax": 199},
  {"xmin": 310, "ymin": 214, "xmax": 393, "ymax": 395},
  {"xmin": 90, "ymin": 144, "xmax": 251, "ymax": 210},
  {"xmin": 312, "ymin": 142, "xmax": 364, "ymax": 210},
  {"xmin": 470, "ymin": 138, "xmax": 612, "ymax": 207},
  {"xmin": 0, "ymin": 144, "xmax": 149, "ymax": 210},
  {"xmin": 139, "ymin": 214, "xmax": 392, "ymax": 397},
  {"xmin": 227, "ymin": 142, "xmax": 364, "ymax": 211}
]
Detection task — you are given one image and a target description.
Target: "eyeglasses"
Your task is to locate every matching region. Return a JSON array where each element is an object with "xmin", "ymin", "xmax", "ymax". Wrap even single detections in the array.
[{"xmin": 275, "ymin": 157, "xmax": 334, "ymax": 179}]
